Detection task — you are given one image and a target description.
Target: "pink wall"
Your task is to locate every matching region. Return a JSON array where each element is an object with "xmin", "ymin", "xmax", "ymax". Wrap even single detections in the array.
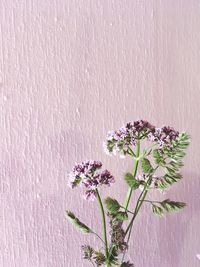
[{"xmin": 0, "ymin": 1, "xmax": 199, "ymax": 266}]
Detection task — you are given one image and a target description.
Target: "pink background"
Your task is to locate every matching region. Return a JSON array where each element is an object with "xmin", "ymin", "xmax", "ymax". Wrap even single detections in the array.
[{"xmin": 0, "ymin": 1, "xmax": 200, "ymax": 266}]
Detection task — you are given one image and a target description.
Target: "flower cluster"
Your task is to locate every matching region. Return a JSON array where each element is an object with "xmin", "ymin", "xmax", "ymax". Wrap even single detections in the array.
[
  {"xmin": 103, "ymin": 120, "xmax": 154, "ymax": 157},
  {"xmin": 148, "ymin": 126, "xmax": 179, "ymax": 148},
  {"xmin": 104, "ymin": 120, "xmax": 179, "ymax": 157},
  {"xmin": 67, "ymin": 160, "xmax": 114, "ymax": 200}
]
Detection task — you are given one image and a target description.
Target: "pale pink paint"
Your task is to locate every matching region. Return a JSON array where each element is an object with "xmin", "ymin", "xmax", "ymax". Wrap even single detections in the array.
[{"xmin": 0, "ymin": 1, "xmax": 199, "ymax": 267}]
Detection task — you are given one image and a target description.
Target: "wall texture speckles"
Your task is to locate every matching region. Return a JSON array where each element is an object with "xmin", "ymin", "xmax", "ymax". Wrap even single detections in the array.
[{"xmin": 0, "ymin": 1, "xmax": 200, "ymax": 266}]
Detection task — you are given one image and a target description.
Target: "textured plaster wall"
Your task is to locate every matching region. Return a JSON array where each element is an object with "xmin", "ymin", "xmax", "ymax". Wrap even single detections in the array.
[{"xmin": 0, "ymin": 1, "xmax": 200, "ymax": 267}]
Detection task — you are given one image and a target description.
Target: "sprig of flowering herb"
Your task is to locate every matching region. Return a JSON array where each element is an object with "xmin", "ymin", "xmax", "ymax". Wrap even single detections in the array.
[
  {"xmin": 103, "ymin": 120, "xmax": 182, "ymax": 157},
  {"xmin": 66, "ymin": 120, "xmax": 190, "ymax": 267},
  {"xmin": 103, "ymin": 120, "xmax": 155, "ymax": 157},
  {"xmin": 148, "ymin": 126, "xmax": 179, "ymax": 148},
  {"xmin": 67, "ymin": 160, "xmax": 115, "ymax": 200}
]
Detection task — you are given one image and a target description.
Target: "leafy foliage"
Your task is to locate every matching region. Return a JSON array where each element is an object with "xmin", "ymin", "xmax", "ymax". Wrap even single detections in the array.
[
  {"xmin": 157, "ymin": 173, "xmax": 182, "ymax": 190},
  {"xmin": 115, "ymin": 211, "xmax": 128, "ymax": 221},
  {"xmin": 152, "ymin": 204, "xmax": 164, "ymax": 216},
  {"xmin": 152, "ymin": 199, "xmax": 186, "ymax": 216},
  {"xmin": 124, "ymin": 173, "xmax": 140, "ymax": 189},
  {"xmin": 65, "ymin": 211, "xmax": 91, "ymax": 234},
  {"xmin": 160, "ymin": 199, "xmax": 186, "ymax": 212},
  {"xmin": 105, "ymin": 197, "xmax": 120, "ymax": 214},
  {"xmin": 141, "ymin": 158, "xmax": 153, "ymax": 173},
  {"xmin": 152, "ymin": 133, "xmax": 190, "ymax": 190}
]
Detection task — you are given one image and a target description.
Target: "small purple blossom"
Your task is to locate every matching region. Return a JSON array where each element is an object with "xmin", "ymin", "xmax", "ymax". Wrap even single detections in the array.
[
  {"xmin": 104, "ymin": 120, "xmax": 180, "ymax": 157},
  {"xmin": 104, "ymin": 120, "xmax": 154, "ymax": 157},
  {"xmin": 67, "ymin": 160, "xmax": 115, "ymax": 200},
  {"xmin": 148, "ymin": 126, "xmax": 179, "ymax": 148}
]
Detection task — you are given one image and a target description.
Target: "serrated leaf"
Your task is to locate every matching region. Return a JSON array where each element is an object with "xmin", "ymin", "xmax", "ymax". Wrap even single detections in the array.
[
  {"xmin": 104, "ymin": 197, "xmax": 120, "ymax": 214},
  {"xmin": 115, "ymin": 211, "xmax": 128, "ymax": 221},
  {"xmin": 152, "ymin": 204, "xmax": 164, "ymax": 216},
  {"xmin": 65, "ymin": 211, "xmax": 91, "ymax": 234},
  {"xmin": 157, "ymin": 173, "xmax": 182, "ymax": 189},
  {"xmin": 141, "ymin": 158, "xmax": 153, "ymax": 173},
  {"xmin": 124, "ymin": 172, "xmax": 140, "ymax": 189},
  {"xmin": 153, "ymin": 149, "xmax": 165, "ymax": 165}
]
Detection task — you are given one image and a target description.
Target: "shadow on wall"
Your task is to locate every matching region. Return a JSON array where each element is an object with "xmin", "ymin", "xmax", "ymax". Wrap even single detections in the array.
[{"xmin": 156, "ymin": 171, "xmax": 200, "ymax": 267}]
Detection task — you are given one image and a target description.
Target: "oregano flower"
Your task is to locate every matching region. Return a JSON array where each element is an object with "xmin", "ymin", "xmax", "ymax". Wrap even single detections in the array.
[
  {"xmin": 103, "ymin": 120, "xmax": 181, "ymax": 157},
  {"xmin": 103, "ymin": 120, "xmax": 155, "ymax": 157},
  {"xmin": 67, "ymin": 160, "xmax": 115, "ymax": 200}
]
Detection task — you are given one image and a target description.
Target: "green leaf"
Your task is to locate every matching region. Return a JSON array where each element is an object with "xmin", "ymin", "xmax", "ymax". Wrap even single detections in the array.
[
  {"xmin": 65, "ymin": 210, "xmax": 91, "ymax": 234},
  {"xmin": 124, "ymin": 172, "xmax": 140, "ymax": 189},
  {"xmin": 157, "ymin": 173, "xmax": 182, "ymax": 189},
  {"xmin": 141, "ymin": 158, "xmax": 153, "ymax": 173},
  {"xmin": 152, "ymin": 204, "xmax": 164, "ymax": 216},
  {"xmin": 104, "ymin": 197, "xmax": 120, "ymax": 214},
  {"xmin": 153, "ymin": 149, "xmax": 165, "ymax": 165},
  {"xmin": 115, "ymin": 211, "xmax": 128, "ymax": 221},
  {"xmin": 160, "ymin": 199, "xmax": 186, "ymax": 212}
]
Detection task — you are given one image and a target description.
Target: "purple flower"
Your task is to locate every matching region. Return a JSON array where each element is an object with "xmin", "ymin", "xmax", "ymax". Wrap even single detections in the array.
[
  {"xmin": 67, "ymin": 160, "xmax": 115, "ymax": 200},
  {"xmin": 148, "ymin": 126, "xmax": 179, "ymax": 148},
  {"xmin": 103, "ymin": 120, "xmax": 155, "ymax": 156},
  {"xmin": 104, "ymin": 120, "xmax": 180, "ymax": 157}
]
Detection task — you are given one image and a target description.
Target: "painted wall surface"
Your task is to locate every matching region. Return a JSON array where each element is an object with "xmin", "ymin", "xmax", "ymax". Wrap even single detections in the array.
[{"xmin": 0, "ymin": 1, "xmax": 199, "ymax": 267}]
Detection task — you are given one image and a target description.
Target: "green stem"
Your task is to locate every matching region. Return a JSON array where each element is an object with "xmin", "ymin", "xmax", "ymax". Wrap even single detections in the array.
[
  {"xmin": 120, "ymin": 205, "xmax": 135, "ymax": 215},
  {"xmin": 140, "ymin": 199, "xmax": 161, "ymax": 204},
  {"xmin": 125, "ymin": 165, "xmax": 160, "ymax": 235},
  {"xmin": 95, "ymin": 189, "xmax": 109, "ymax": 260},
  {"xmin": 91, "ymin": 231, "xmax": 105, "ymax": 245},
  {"xmin": 121, "ymin": 184, "xmax": 148, "ymax": 263},
  {"xmin": 121, "ymin": 180, "xmax": 150, "ymax": 263},
  {"xmin": 125, "ymin": 189, "xmax": 148, "ymax": 235},
  {"xmin": 124, "ymin": 141, "xmax": 140, "ymax": 211}
]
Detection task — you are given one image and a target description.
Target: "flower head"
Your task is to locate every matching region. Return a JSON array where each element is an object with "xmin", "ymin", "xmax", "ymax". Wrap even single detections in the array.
[
  {"xmin": 104, "ymin": 120, "xmax": 180, "ymax": 157},
  {"xmin": 104, "ymin": 120, "xmax": 155, "ymax": 157},
  {"xmin": 67, "ymin": 160, "xmax": 114, "ymax": 200},
  {"xmin": 148, "ymin": 126, "xmax": 179, "ymax": 148}
]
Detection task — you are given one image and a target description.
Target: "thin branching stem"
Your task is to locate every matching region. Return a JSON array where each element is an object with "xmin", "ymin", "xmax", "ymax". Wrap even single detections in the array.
[
  {"xmin": 91, "ymin": 231, "xmax": 106, "ymax": 245},
  {"xmin": 95, "ymin": 189, "xmax": 109, "ymax": 260},
  {"xmin": 123, "ymin": 141, "xmax": 140, "ymax": 211}
]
